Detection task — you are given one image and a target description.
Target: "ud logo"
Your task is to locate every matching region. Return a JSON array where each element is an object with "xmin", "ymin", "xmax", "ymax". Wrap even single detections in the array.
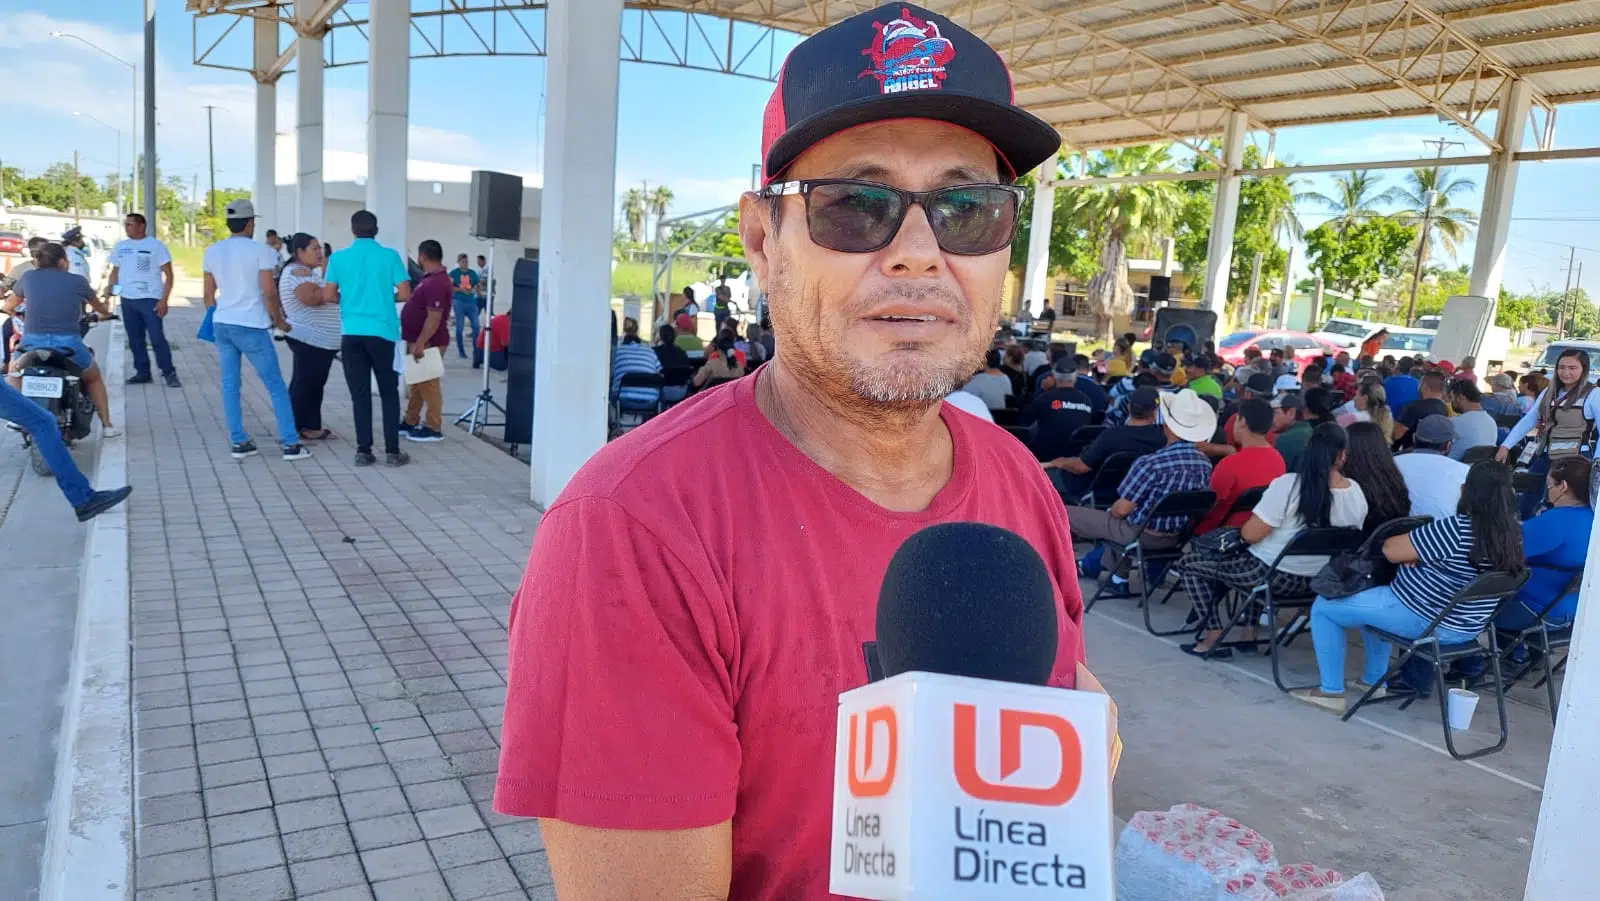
[
  {"xmin": 846, "ymin": 705, "xmax": 898, "ymax": 797},
  {"xmin": 952, "ymin": 704, "xmax": 1082, "ymax": 806}
]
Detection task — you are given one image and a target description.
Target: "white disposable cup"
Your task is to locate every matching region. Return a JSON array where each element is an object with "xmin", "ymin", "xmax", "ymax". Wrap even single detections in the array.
[{"xmin": 1446, "ymin": 688, "xmax": 1480, "ymax": 731}]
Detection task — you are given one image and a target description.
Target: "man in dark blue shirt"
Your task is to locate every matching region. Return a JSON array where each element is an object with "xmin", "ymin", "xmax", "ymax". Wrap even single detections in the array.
[{"xmin": 1019, "ymin": 357, "xmax": 1094, "ymax": 462}]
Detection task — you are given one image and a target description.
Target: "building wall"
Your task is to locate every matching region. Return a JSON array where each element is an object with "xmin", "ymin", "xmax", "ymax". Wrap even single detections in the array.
[{"xmin": 271, "ymin": 180, "xmax": 541, "ymax": 263}]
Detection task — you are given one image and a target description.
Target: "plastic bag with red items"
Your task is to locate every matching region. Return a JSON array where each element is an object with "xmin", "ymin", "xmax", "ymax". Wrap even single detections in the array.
[
  {"xmin": 1220, "ymin": 864, "xmax": 1386, "ymax": 900},
  {"xmin": 1114, "ymin": 804, "xmax": 1280, "ymax": 901}
]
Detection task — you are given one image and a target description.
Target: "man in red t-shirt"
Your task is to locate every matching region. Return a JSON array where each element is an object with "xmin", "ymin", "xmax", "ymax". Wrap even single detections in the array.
[
  {"xmin": 494, "ymin": 6, "xmax": 1087, "ymax": 899},
  {"xmin": 1197, "ymin": 398, "xmax": 1285, "ymax": 533},
  {"xmin": 398, "ymin": 239, "xmax": 450, "ymax": 441}
]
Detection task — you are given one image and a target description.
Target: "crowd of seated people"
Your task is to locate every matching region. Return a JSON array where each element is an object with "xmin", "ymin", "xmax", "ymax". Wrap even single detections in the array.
[{"xmin": 971, "ymin": 328, "xmax": 1597, "ymax": 720}]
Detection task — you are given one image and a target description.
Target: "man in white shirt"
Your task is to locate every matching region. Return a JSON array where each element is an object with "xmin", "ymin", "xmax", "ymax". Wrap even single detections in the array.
[
  {"xmin": 1392, "ymin": 415, "xmax": 1470, "ymax": 519},
  {"xmin": 1447, "ymin": 380, "xmax": 1498, "ymax": 460},
  {"xmin": 103, "ymin": 213, "xmax": 179, "ymax": 387},
  {"xmin": 201, "ymin": 199, "xmax": 310, "ymax": 463}
]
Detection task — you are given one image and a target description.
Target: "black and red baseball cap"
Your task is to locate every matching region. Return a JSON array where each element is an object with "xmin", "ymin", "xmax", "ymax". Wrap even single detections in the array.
[{"xmin": 760, "ymin": 3, "xmax": 1060, "ymax": 185}]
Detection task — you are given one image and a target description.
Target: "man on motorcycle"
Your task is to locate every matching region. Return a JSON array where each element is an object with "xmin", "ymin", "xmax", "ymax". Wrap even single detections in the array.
[
  {"xmin": 62, "ymin": 226, "xmax": 92, "ymax": 280},
  {"xmin": 0, "ymin": 381, "xmax": 132, "ymax": 521},
  {"xmin": 2, "ymin": 241, "xmax": 119, "ymax": 437}
]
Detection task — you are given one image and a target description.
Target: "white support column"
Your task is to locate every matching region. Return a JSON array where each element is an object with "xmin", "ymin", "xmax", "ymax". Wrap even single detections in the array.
[
  {"xmin": 1469, "ymin": 80, "xmax": 1533, "ymax": 301},
  {"xmin": 1020, "ymin": 152, "xmax": 1058, "ymax": 317},
  {"xmin": 294, "ymin": 23, "xmax": 325, "ymax": 237},
  {"xmin": 252, "ymin": 16, "xmax": 278, "ymax": 231},
  {"xmin": 366, "ymin": 0, "xmax": 409, "ymax": 257},
  {"xmin": 530, "ymin": 0, "xmax": 623, "ymax": 506},
  {"xmin": 1528, "ymin": 509, "xmax": 1600, "ymax": 898},
  {"xmin": 1202, "ymin": 111, "xmax": 1249, "ymax": 316}
]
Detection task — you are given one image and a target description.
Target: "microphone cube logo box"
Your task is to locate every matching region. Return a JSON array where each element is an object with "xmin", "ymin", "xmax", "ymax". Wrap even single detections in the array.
[{"xmin": 830, "ymin": 672, "xmax": 1115, "ymax": 900}]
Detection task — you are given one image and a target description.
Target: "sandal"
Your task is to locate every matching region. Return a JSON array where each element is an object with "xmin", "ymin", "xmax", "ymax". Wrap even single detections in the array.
[
  {"xmin": 1179, "ymin": 642, "xmax": 1233, "ymax": 660},
  {"xmin": 299, "ymin": 429, "xmax": 333, "ymax": 441}
]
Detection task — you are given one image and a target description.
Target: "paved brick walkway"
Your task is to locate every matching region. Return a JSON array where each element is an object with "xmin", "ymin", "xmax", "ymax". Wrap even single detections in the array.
[{"xmin": 126, "ymin": 297, "xmax": 552, "ymax": 901}]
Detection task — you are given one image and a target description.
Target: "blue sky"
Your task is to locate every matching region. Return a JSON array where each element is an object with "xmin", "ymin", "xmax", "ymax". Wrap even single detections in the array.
[{"xmin": 3, "ymin": 0, "xmax": 1597, "ymax": 295}]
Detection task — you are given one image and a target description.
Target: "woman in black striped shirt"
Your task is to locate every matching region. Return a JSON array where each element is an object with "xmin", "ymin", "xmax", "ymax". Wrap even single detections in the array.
[{"xmin": 1295, "ymin": 461, "xmax": 1525, "ymax": 714}]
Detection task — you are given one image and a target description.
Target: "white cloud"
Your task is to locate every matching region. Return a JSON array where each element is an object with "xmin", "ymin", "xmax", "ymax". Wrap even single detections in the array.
[
  {"xmin": 0, "ymin": 11, "xmax": 490, "ymax": 190},
  {"xmin": 1304, "ymin": 132, "xmax": 1443, "ymax": 163}
]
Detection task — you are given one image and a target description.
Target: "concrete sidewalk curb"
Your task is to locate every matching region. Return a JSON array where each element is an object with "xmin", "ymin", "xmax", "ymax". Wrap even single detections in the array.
[{"xmin": 39, "ymin": 322, "xmax": 134, "ymax": 901}]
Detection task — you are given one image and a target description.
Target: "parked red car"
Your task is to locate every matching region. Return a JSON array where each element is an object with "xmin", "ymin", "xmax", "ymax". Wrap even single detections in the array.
[
  {"xmin": 0, "ymin": 231, "xmax": 24, "ymax": 255},
  {"xmin": 1217, "ymin": 329, "xmax": 1338, "ymax": 369}
]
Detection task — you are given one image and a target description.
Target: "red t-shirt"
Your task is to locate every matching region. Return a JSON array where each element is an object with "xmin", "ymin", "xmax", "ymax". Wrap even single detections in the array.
[
  {"xmin": 494, "ymin": 373, "xmax": 1086, "ymax": 901},
  {"xmin": 1197, "ymin": 444, "xmax": 1285, "ymax": 533},
  {"xmin": 400, "ymin": 269, "xmax": 451, "ymax": 348}
]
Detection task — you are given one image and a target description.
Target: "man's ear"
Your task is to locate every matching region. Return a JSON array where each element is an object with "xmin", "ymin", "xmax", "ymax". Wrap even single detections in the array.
[{"xmin": 739, "ymin": 192, "xmax": 773, "ymax": 288}]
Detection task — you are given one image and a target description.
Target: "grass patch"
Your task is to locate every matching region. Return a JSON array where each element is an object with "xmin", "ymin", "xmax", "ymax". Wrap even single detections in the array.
[
  {"xmin": 610, "ymin": 258, "xmax": 713, "ymax": 299},
  {"xmin": 170, "ymin": 242, "xmax": 205, "ymax": 280}
]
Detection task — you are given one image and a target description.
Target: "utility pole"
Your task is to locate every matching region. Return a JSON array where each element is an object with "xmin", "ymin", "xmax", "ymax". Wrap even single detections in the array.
[
  {"xmin": 73, "ymin": 150, "xmax": 81, "ymax": 220},
  {"xmin": 1559, "ymin": 247, "xmax": 1578, "ymax": 337},
  {"xmin": 143, "ymin": 0, "xmax": 156, "ymax": 226},
  {"xmin": 205, "ymin": 104, "xmax": 218, "ymax": 217},
  {"xmin": 1406, "ymin": 137, "xmax": 1466, "ymax": 324}
]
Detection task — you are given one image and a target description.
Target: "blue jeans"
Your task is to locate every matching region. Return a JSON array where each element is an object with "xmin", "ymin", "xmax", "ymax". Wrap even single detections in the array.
[
  {"xmin": 121, "ymin": 297, "xmax": 174, "ymax": 377},
  {"xmin": 1309, "ymin": 584, "xmax": 1477, "ymax": 693},
  {"xmin": 452, "ymin": 296, "xmax": 480, "ymax": 358},
  {"xmin": 214, "ymin": 322, "xmax": 298, "ymax": 447},
  {"xmin": 0, "ymin": 380, "xmax": 93, "ymax": 506},
  {"xmin": 16, "ymin": 333, "xmax": 94, "ymax": 370}
]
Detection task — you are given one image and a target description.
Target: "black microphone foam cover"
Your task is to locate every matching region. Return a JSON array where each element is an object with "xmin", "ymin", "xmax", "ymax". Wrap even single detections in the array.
[{"xmin": 875, "ymin": 522, "xmax": 1059, "ymax": 686}]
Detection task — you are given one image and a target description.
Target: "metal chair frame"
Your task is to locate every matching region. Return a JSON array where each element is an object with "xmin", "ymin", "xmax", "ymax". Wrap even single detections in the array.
[{"xmin": 1084, "ymin": 489, "xmax": 1215, "ymax": 615}]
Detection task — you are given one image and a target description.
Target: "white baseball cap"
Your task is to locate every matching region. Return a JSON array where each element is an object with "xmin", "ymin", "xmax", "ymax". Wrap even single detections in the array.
[{"xmin": 1273, "ymin": 374, "xmax": 1302, "ymax": 394}]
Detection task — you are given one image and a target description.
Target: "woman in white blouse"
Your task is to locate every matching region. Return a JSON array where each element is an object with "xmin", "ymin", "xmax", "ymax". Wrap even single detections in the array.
[{"xmin": 278, "ymin": 233, "xmax": 341, "ymax": 441}]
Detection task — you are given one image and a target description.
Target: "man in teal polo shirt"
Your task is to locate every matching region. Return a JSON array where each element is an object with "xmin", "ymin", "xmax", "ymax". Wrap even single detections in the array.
[{"xmin": 322, "ymin": 209, "xmax": 411, "ymax": 467}]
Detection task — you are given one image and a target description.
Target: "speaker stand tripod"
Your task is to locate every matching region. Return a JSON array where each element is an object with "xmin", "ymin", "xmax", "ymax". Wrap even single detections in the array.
[{"xmin": 455, "ymin": 241, "xmax": 504, "ymax": 435}]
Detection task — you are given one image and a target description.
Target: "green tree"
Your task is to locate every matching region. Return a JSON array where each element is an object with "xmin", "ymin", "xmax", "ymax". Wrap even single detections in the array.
[
  {"xmin": 1009, "ymin": 170, "xmax": 1097, "ymax": 297},
  {"xmin": 196, "ymin": 188, "xmax": 252, "ymax": 240},
  {"xmin": 1303, "ymin": 216, "xmax": 1416, "ymax": 298},
  {"xmin": 1496, "ymin": 293, "xmax": 1539, "ymax": 332},
  {"xmin": 1302, "ymin": 170, "xmax": 1400, "ymax": 232},
  {"xmin": 1169, "ymin": 145, "xmax": 1299, "ymax": 321},
  {"xmin": 620, "ymin": 188, "xmax": 647, "ymax": 244},
  {"xmin": 648, "ymin": 185, "xmax": 674, "ymax": 240},
  {"xmin": 1393, "ymin": 166, "xmax": 1477, "ymax": 276},
  {"xmin": 1068, "ymin": 145, "xmax": 1184, "ymax": 343}
]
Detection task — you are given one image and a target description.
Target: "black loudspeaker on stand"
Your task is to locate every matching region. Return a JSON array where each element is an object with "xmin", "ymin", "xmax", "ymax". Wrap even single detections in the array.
[
  {"xmin": 502, "ymin": 259, "xmax": 539, "ymax": 447},
  {"xmin": 1152, "ymin": 308, "xmax": 1217, "ymax": 354},
  {"xmin": 455, "ymin": 170, "xmax": 524, "ymax": 443},
  {"xmin": 1148, "ymin": 275, "xmax": 1172, "ymax": 306}
]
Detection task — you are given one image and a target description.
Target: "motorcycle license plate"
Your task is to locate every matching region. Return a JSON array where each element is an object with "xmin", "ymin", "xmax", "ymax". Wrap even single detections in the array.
[{"xmin": 21, "ymin": 375, "xmax": 64, "ymax": 399}]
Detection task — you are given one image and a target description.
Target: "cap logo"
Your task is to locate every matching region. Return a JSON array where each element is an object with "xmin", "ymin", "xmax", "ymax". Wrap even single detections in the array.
[{"xmin": 861, "ymin": 8, "xmax": 955, "ymax": 95}]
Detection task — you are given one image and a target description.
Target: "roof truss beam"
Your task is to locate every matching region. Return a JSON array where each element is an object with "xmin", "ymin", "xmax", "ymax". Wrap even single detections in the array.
[
  {"xmin": 974, "ymin": 0, "xmax": 1266, "ymax": 162},
  {"xmin": 1194, "ymin": 0, "xmax": 1548, "ymax": 151}
]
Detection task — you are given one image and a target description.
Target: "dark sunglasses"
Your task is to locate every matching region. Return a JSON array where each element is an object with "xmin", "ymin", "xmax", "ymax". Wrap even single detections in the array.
[{"xmin": 759, "ymin": 178, "xmax": 1025, "ymax": 256}]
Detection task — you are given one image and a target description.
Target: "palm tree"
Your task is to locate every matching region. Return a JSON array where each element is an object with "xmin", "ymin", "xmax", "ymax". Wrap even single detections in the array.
[
  {"xmin": 1393, "ymin": 166, "xmax": 1477, "ymax": 270},
  {"xmin": 1067, "ymin": 144, "xmax": 1184, "ymax": 344},
  {"xmin": 1302, "ymin": 169, "xmax": 1401, "ymax": 232},
  {"xmin": 621, "ymin": 188, "xmax": 646, "ymax": 244},
  {"xmin": 648, "ymin": 185, "xmax": 674, "ymax": 240}
]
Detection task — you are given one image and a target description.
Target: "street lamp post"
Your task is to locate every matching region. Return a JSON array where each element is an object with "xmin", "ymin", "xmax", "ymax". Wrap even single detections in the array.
[
  {"xmin": 51, "ymin": 31, "xmax": 138, "ymax": 212},
  {"xmin": 73, "ymin": 111, "xmax": 123, "ymax": 214}
]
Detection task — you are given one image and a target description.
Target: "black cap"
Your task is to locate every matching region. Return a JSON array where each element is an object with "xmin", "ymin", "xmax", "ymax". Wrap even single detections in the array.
[
  {"xmin": 876, "ymin": 523, "xmax": 1059, "ymax": 686},
  {"xmin": 760, "ymin": 4, "xmax": 1061, "ymax": 184},
  {"xmin": 1153, "ymin": 352, "xmax": 1178, "ymax": 374},
  {"xmin": 1128, "ymin": 387, "xmax": 1160, "ymax": 414},
  {"xmin": 1245, "ymin": 372, "xmax": 1275, "ymax": 395}
]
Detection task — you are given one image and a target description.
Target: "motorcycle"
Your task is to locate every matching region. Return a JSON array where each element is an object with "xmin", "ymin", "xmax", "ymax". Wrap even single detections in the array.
[{"xmin": 14, "ymin": 313, "xmax": 114, "ymax": 476}]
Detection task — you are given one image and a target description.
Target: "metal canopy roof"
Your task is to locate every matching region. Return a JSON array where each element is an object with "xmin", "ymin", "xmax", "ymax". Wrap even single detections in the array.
[{"xmin": 189, "ymin": 0, "xmax": 1600, "ymax": 156}]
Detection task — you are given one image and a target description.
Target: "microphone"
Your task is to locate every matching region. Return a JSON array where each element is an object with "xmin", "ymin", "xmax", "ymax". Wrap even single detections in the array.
[{"xmin": 829, "ymin": 523, "xmax": 1115, "ymax": 901}]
